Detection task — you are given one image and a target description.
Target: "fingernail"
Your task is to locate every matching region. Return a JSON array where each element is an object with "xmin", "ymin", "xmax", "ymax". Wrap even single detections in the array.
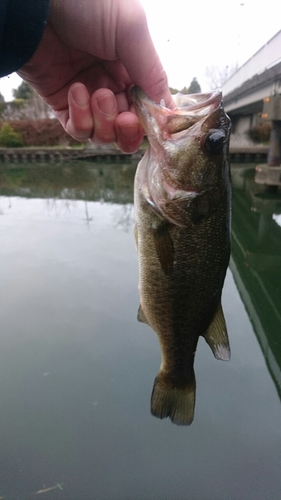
[
  {"xmin": 97, "ymin": 95, "xmax": 116, "ymax": 117},
  {"xmin": 71, "ymin": 86, "xmax": 88, "ymax": 107}
]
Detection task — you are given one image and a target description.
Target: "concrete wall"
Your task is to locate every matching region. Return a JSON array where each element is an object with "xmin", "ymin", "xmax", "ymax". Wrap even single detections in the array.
[{"xmin": 230, "ymin": 115, "xmax": 253, "ymax": 146}]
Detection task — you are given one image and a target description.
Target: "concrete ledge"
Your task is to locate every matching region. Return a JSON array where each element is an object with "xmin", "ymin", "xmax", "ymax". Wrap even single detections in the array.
[
  {"xmin": 255, "ymin": 164, "xmax": 281, "ymax": 185},
  {"xmin": 0, "ymin": 146, "xmax": 269, "ymax": 164},
  {"xmin": 0, "ymin": 147, "xmax": 143, "ymax": 163}
]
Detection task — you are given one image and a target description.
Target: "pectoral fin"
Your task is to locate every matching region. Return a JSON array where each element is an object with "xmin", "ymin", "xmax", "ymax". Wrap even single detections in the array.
[
  {"xmin": 152, "ymin": 223, "xmax": 174, "ymax": 274},
  {"xmin": 203, "ymin": 303, "xmax": 230, "ymax": 361}
]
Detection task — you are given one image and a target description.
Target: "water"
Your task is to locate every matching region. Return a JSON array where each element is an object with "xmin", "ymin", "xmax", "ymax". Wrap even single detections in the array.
[{"xmin": 0, "ymin": 162, "xmax": 280, "ymax": 500}]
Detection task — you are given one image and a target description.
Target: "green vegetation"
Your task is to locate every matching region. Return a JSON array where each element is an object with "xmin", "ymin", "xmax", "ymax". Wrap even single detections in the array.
[
  {"xmin": 249, "ymin": 123, "xmax": 271, "ymax": 144},
  {"xmin": 12, "ymin": 81, "xmax": 33, "ymax": 100},
  {"xmin": 0, "ymin": 82, "xmax": 80, "ymax": 146},
  {"xmin": 3, "ymin": 168, "xmax": 27, "ymax": 188},
  {"xmin": 169, "ymin": 87, "xmax": 180, "ymax": 95},
  {"xmin": 0, "ymin": 119, "xmax": 81, "ymax": 147},
  {"xmin": 169, "ymin": 77, "xmax": 201, "ymax": 96},
  {"xmin": 180, "ymin": 78, "xmax": 201, "ymax": 94},
  {"xmin": 0, "ymin": 123, "xmax": 24, "ymax": 147}
]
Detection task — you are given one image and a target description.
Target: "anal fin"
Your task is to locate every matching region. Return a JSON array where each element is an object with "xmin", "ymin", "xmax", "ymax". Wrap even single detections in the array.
[
  {"xmin": 137, "ymin": 305, "xmax": 150, "ymax": 326},
  {"xmin": 203, "ymin": 302, "xmax": 230, "ymax": 361}
]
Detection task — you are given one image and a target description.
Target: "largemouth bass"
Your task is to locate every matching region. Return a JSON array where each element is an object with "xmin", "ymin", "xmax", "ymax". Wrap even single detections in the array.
[{"xmin": 132, "ymin": 87, "xmax": 231, "ymax": 425}]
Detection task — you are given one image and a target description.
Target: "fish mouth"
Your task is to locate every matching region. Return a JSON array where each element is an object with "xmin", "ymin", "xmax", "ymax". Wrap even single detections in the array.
[
  {"xmin": 167, "ymin": 91, "xmax": 223, "ymax": 135},
  {"xmin": 132, "ymin": 86, "xmax": 231, "ymax": 226},
  {"xmin": 131, "ymin": 87, "xmax": 223, "ymax": 136}
]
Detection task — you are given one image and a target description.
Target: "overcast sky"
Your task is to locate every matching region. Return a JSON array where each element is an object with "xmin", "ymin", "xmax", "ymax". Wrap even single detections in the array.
[{"xmin": 0, "ymin": 0, "xmax": 280, "ymax": 100}]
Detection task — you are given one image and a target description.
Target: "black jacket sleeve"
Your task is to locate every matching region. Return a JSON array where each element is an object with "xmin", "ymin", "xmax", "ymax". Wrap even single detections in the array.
[{"xmin": 0, "ymin": 0, "xmax": 50, "ymax": 77}]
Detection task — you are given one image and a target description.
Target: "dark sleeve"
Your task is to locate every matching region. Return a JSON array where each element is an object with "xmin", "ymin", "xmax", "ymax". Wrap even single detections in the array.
[{"xmin": 0, "ymin": 0, "xmax": 50, "ymax": 77}]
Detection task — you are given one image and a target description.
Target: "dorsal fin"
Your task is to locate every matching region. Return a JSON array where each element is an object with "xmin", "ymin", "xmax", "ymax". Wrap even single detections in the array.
[{"xmin": 203, "ymin": 302, "xmax": 230, "ymax": 361}]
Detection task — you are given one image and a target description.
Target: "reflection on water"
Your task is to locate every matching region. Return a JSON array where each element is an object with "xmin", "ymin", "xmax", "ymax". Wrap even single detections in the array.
[
  {"xmin": 231, "ymin": 166, "xmax": 281, "ymax": 399},
  {"xmin": 0, "ymin": 162, "xmax": 281, "ymax": 500},
  {"xmin": 0, "ymin": 162, "xmax": 135, "ymax": 204},
  {"xmin": 0, "ymin": 162, "xmax": 136, "ymax": 232}
]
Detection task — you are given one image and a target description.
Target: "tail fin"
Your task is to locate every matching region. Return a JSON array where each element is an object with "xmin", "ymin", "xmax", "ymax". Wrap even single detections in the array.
[{"xmin": 150, "ymin": 372, "xmax": 196, "ymax": 426}]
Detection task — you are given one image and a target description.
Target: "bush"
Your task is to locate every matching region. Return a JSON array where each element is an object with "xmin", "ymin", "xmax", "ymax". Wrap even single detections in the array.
[
  {"xmin": 0, "ymin": 119, "xmax": 81, "ymax": 147},
  {"xmin": 248, "ymin": 123, "xmax": 271, "ymax": 144},
  {"xmin": 0, "ymin": 122, "xmax": 24, "ymax": 147}
]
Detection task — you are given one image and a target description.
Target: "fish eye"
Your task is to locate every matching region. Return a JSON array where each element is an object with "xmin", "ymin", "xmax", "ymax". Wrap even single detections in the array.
[{"xmin": 203, "ymin": 130, "xmax": 226, "ymax": 155}]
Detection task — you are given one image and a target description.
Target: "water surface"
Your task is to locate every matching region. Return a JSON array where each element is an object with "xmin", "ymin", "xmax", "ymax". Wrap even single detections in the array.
[{"xmin": 0, "ymin": 162, "xmax": 280, "ymax": 500}]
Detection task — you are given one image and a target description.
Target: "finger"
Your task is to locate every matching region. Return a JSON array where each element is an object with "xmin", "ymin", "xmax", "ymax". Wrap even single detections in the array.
[
  {"xmin": 116, "ymin": 3, "xmax": 175, "ymax": 109},
  {"xmin": 65, "ymin": 82, "xmax": 94, "ymax": 140},
  {"xmin": 90, "ymin": 88, "xmax": 118, "ymax": 143},
  {"xmin": 115, "ymin": 111, "xmax": 144, "ymax": 153}
]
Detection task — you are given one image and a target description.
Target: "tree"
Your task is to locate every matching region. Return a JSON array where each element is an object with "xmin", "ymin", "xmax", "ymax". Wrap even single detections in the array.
[
  {"xmin": 0, "ymin": 92, "xmax": 4, "ymax": 103},
  {"xmin": 187, "ymin": 77, "xmax": 201, "ymax": 94},
  {"xmin": 3, "ymin": 82, "xmax": 52, "ymax": 120},
  {"xmin": 169, "ymin": 87, "xmax": 180, "ymax": 95},
  {"xmin": 178, "ymin": 78, "xmax": 201, "ymax": 95},
  {"xmin": 12, "ymin": 81, "xmax": 33, "ymax": 100},
  {"xmin": 169, "ymin": 79, "xmax": 201, "ymax": 97},
  {"xmin": 205, "ymin": 64, "xmax": 238, "ymax": 90}
]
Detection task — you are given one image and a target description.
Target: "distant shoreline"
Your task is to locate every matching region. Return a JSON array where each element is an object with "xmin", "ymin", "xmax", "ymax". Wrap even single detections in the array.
[{"xmin": 0, "ymin": 145, "xmax": 269, "ymax": 164}]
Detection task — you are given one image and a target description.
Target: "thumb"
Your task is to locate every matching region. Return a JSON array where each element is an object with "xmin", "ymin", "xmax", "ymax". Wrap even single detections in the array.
[{"xmin": 116, "ymin": 2, "xmax": 174, "ymax": 109}]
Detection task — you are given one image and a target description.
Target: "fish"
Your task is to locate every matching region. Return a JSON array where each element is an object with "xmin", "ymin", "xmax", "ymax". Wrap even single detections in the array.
[{"xmin": 131, "ymin": 87, "xmax": 231, "ymax": 425}]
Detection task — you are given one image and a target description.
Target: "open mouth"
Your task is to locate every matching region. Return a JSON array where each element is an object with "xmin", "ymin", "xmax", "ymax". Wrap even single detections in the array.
[{"xmin": 165, "ymin": 91, "xmax": 223, "ymax": 135}]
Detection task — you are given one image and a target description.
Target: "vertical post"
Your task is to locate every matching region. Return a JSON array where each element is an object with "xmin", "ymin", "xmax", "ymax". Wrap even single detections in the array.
[
  {"xmin": 267, "ymin": 120, "xmax": 281, "ymax": 166},
  {"xmin": 266, "ymin": 120, "xmax": 281, "ymax": 193}
]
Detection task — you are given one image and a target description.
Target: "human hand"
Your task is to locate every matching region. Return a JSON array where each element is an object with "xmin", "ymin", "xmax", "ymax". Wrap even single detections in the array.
[{"xmin": 17, "ymin": 0, "xmax": 173, "ymax": 152}]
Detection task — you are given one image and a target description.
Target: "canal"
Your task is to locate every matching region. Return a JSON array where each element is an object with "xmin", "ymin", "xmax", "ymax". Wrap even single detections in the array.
[{"xmin": 0, "ymin": 161, "xmax": 280, "ymax": 499}]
